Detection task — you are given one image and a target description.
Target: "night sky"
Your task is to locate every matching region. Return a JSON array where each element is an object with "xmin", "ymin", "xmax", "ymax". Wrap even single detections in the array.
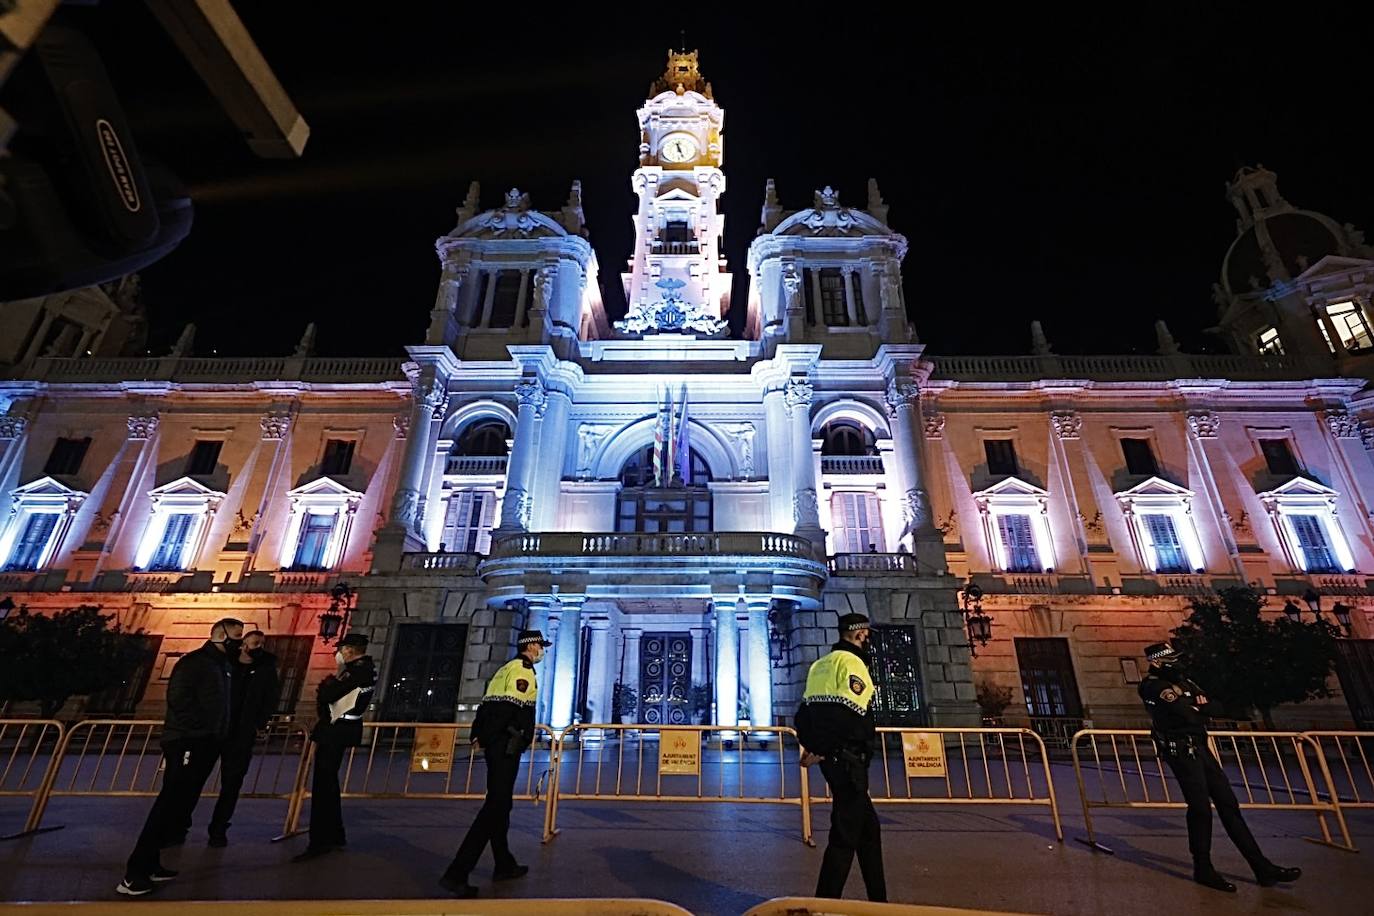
[{"xmin": 46, "ymin": 5, "xmax": 1374, "ymax": 359}]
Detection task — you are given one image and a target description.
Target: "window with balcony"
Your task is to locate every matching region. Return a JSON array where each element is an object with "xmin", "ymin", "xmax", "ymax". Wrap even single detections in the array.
[
  {"xmin": 616, "ymin": 445, "xmax": 712, "ymax": 532},
  {"xmin": 44, "ymin": 437, "xmax": 90, "ymax": 476},
  {"xmin": 278, "ymin": 477, "xmax": 362, "ymax": 571},
  {"xmin": 1115, "ymin": 477, "xmax": 1206, "ymax": 574},
  {"xmin": 0, "ymin": 477, "xmax": 86, "ymax": 572},
  {"xmin": 1257, "ymin": 326, "xmax": 1284, "ymax": 355},
  {"xmin": 973, "ymin": 477, "xmax": 1055, "ymax": 573},
  {"xmin": 821, "ymin": 421, "xmax": 875, "ymax": 456},
  {"xmin": 831, "ymin": 491, "xmax": 886, "ymax": 554},
  {"xmin": 441, "ymin": 489, "xmax": 497, "ymax": 553},
  {"xmin": 134, "ymin": 477, "xmax": 223, "ymax": 572},
  {"xmin": 7, "ymin": 513, "xmax": 58, "ymax": 570},
  {"xmin": 1258, "ymin": 477, "xmax": 1357, "ymax": 575}
]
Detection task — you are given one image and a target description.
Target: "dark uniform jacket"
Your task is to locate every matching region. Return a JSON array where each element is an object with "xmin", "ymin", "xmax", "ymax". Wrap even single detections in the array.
[
  {"xmin": 312, "ymin": 655, "xmax": 376, "ymax": 747},
  {"xmin": 1139, "ymin": 663, "xmax": 1213, "ymax": 755},
  {"xmin": 161, "ymin": 641, "xmax": 234, "ymax": 748},
  {"xmin": 228, "ymin": 650, "xmax": 281, "ymax": 743},
  {"xmin": 794, "ymin": 641, "xmax": 876, "ymax": 759},
  {"xmin": 472, "ymin": 657, "xmax": 537, "ymax": 756}
]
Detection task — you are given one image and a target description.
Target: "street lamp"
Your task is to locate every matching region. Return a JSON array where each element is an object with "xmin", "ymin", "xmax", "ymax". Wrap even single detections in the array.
[
  {"xmin": 318, "ymin": 581, "xmax": 355, "ymax": 643},
  {"xmin": 957, "ymin": 579, "xmax": 992, "ymax": 657},
  {"xmin": 768, "ymin": 598, "xmax": 796, "ymax": 667},
  {"xmin": 1332, "ymin": 602, "xmax": 1354, "ymax": 636},
  {"xmin": 1303, "ymin": 588, "xmax": 1322, "ymax": 617},
  {"xmin": 1282, "ymin": 600, "xmax": 1302, "ymax": 622}
]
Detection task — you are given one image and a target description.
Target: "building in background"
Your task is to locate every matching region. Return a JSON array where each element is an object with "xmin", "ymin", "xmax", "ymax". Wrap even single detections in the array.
[{"xmin": 3, "ymin": 51, "xmax": 1374, "ymax": 737}]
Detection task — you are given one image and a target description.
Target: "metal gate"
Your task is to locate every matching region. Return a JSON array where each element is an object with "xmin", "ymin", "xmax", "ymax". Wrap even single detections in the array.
[
  {"xmin": 639, "ymin": 632, "xmax": 692, "ymax": 725},
  {"xmin": 869, "ymin": 625, "xmax": 925, "ymax": 727}
]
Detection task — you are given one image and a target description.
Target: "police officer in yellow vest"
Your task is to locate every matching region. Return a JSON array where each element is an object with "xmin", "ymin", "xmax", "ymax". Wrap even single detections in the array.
[
  {"xmin": 795, "ymin": 612, "xmax": 886, "ymax": 902},
  {"xmin": 440, "ymin": 628, "xmax": 551, "ymax": 899}
]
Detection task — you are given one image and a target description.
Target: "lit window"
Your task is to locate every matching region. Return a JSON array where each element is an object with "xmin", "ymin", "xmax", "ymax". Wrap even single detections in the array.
[
  {"xmin": 1257, "ymin": 326, "xmax": 1284, "ymax": 355},
  {"xmin": 973, "ymin": 477, "xmax": 1055, "ymax": 574},
  {"xmin": 831, "ymin": 491, "xmax": 886, "ymax": 554},
  {"xmin": 278, "ymin": 477, "xmax": 362, "ymax": 571},
  {"xmin": 441, "ymin": 490, "xmax": 497, "ymax": 554},
  {"xmin": 0, "ymin": 477, "xmax": 87, "ymax": 572},
  {"xmin": 1258, "ymin": 477, "xmax": 1357, "ymax": 575},
  {"xmin": 134, "ymin": 477, "xmax": 224, "ymax": 572},
  {"xmin": 1115, "ymin": 478, "xmax": 1206, "ymax": 575},
  {"xmin": 820, "ymin": 421, "xmax": 875, "ymax": 456},
  {"xmin": 1326, "ymin": 300, "xmax": 1374, "ymax": 352}
]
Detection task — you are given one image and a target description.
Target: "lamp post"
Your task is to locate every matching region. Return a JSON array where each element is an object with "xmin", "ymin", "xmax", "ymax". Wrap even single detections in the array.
[
  {"xmin": 767, "ymin": 598, "xmax": 796, "ymax": 668},
  {"xmin": 1303, "ymin": 588, "xmax": 1322, "ymax": 618},
  {"xmin": 1332, "ymin": 602, "xmax": 1354, "ymax": 636},
  {"xmin": 957, "ymin": 579, "xmax": 992, "ymax": 657},
  {"xmin": 318, "ymin": 581, "xmax": 355, "ymax": 643},
  {"xmin": 1282, "ymin": 600, "xmax": 1302, "ymax": 622}
]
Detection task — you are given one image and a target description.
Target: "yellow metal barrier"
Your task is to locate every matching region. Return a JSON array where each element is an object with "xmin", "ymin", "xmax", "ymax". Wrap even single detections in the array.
[
  {"xmin": 1070, "ymin": 728, "xmax": 1356, "ymax": 853},
  {"xmin": 0, "ymin": 718, "xmax": 64, "ymax": 840},
  {"xmin": 281, "ymin": 721, "xmax": 559, "ymax": 838},
  {"xmin": 545, "ymin": 723, "xmax": 812, "ymax": 845},
  {"xmin": 806, "ymin": 727, "xmax": 1063, "ymax": 842},
  {"xmin": 742, "ymin": 897, "xmax": 1037, "ymax": 916},
  {"xmin": 25, "ymin": 719, "xmax": 311, "ymax": 840},
  {"xmin": 0, "ymin": 900, "xmax": 695, "ymax": 915},
  {"xmin": 1303, "ymin": 730, "xmax": 1374, "ymax": 826}
]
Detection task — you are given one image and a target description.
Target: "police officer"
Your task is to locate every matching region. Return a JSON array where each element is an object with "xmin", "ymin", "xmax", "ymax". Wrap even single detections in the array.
[
  {"xmin": 293, "ymin": 632, "xmax": 376, "ymax": 862},
  {"xmin": 795, "ymin": 612, "xmax": 886, "ymax": 902},
  {"xmin": 1140, "ymin": 642, "xmax": 1302, "ymax": 892},
  {"xmin": 440, "ymin": 628, "xmax": 551, "ymax": 899},
  {"xmin": 208, "ymin": 629, "xmax": 280, "ymax": 847}
]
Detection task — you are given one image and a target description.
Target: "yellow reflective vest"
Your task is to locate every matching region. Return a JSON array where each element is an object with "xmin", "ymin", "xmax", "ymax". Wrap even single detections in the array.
[
  {"xmin": 483, "ymin": 657, "xmax": 538, "ymax": 707},
  {"xmin": 803, "ymin": 644, "xmax": 875, "ymax": 715}
]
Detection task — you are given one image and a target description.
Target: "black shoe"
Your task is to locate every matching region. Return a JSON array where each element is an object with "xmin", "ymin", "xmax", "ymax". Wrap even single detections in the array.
[
  {"xmin": 116, "ymin": 877, "xmax": 155, "ymax": 897},
  {"xmin": 149, "ymin": 867, "xmax": 178, "ymax": 883},
  {"xmin": 291, "ymin": 846, "xmax": 337, "ymax": 863},
  {"xmin": 208, "ymin": 833, "xmax": 228, "ymax": 848},
  {"xmin": 158, "ymin": 832, "xmax": 186, "ymax": 849},
  {"xmin": 1194, "ymin": 869, "xmax": 1237, "ymax": 893},
  {"xmin": 439, "ymin": 874, "xmax": 479, "ymax": 898},
  {"xmin": 493, "ymin": 864, "xmax": 529, "ymax": 881},
  {"xmin": 1256, "ymin": 865, "xmax": 1302, "ymax": 887}
]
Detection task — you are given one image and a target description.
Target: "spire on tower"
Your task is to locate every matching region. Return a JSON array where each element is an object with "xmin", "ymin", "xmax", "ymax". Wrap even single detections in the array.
[
  {"xmin": 866, "ymin": 178, "xmax": 888, "ymax": 226},
  {"xmin": 759, "ymin": 179, "xmax": 783, "ymax": 234},
  {"xmin": 455, "ymin": 181, "xmax": 481, "ymax": 224}
]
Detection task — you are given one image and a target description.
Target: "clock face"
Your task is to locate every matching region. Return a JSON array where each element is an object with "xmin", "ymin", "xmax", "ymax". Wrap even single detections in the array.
[{"xmin": 660, "ymin": 134, "xmax": 698, "ymax": 164}]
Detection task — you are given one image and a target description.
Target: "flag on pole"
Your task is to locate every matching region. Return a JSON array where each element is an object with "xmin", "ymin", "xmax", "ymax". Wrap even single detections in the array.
[
  {"xmin": 653, "ymin": 384, "xmax": 667, "ymax": 487},
  {"xmin": 675, "ymin": 384, "xmax": 691, "ymax": 485}
]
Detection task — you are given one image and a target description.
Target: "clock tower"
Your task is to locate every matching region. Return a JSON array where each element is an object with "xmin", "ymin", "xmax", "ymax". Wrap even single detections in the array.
[{"xmin": 617, "ymin": 50, "xmax": 731, "ymax": 336}]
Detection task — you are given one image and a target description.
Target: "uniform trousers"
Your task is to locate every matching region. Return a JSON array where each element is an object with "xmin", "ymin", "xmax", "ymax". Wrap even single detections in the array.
[
  {"xmin": 445, "ymin": 749, "xmax": 521, "ymax": 879},
  {"xmin": 1163, "ymin": 748, "xmax": 1269, "ymax": 871},
  {"xmin": 308, "ymin": 735, "xmax": 350, "ymax": 848},
  {"xmin": 125, "ymin": 736, "xmax": 219, "ymax": 880},
  {"xmin": 815, "ymin": 756, "xmax": 887, "ymax": 901}
]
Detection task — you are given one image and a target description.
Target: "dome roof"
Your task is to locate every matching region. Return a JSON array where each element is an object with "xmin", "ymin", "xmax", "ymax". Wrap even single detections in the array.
[{"xmin": 1222, "ymin": 210, "xmax": 1343, "ymax": 295}]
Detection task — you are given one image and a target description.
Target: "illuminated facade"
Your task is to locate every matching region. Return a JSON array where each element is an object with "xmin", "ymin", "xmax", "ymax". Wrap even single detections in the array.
[{"xmin": 4, "ymin": 53, "xmax": 1374, "ymax": 733}]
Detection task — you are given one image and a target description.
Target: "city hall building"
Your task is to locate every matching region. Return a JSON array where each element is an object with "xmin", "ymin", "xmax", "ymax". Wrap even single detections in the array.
[{"xmin": 3, "ymin": 51, "xmax": 1374, "ymax": 736}]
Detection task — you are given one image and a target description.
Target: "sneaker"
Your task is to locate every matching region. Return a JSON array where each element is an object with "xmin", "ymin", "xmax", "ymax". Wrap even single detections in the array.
[
  {"xmin": 439, "ymin": 874, "xmax": 478, "ymax": 898},
  {"xmin": 1256, "ymin": 865, "xmax": 1302, "ymax": 887},
  {"xmin": 493, "ymin": 864, "xmax": 529, "ymax": 881},
  {"xmin": 149, "ymin": 867, "xmax": 178, "ymax": 883},
  {"xmin": 208, "ymin": 833, "xmax": 228, "ymax": 848},
  {"xmin": 116, "ymin": 877, "xmax": 155, "ymax": 897}
]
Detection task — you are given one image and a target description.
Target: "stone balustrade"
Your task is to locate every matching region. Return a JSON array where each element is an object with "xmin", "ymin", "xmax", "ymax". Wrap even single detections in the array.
[
  {"xmin": 489, "ymin": 530, "xmax": 813, "ymax": 559},
  {"xmin": 820, "ymin": 455, "xmax": 885, "ymax": 475},
  {"xmin": 27, "ymin": 356, "xmax": 404, "ymax": 384}
]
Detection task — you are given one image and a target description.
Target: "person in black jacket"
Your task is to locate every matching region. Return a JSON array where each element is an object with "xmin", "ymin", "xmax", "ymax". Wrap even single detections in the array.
[
  {"xmin": 118, "ymin": 618, "xmax": 243, "ymax": 897},
  {"xmin": 292, "ymin": 631, "xmax": 376, "ymax": 862},
  {"xmin": 207, "ymin": 630, "xmax": 280, "ymax": 847},
  {"xmin": 1140, "ymin": 642, "xmax": 1301, "ymax": 892}
]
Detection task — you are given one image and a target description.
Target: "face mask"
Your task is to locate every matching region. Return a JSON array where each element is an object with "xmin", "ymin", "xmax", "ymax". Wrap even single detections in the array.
[
  {"xmin": 335, "ymin": 650, "xmax": 346, "ymax": 666},
  {"xmin": 248, "ymin": 647, "xmax": 264, "ymax": 659}
]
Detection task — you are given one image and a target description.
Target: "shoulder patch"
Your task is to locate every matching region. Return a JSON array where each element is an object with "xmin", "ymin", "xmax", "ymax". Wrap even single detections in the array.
[
  {"xmin": 1159, "ymin": 687, "xmax": 1180, "ymax": 702},
  {"xmin": 849, "ymin": 673, "xmax": 866, "ymax": 696},
  {"xmin": 515, "ymin": 678, "xmax": 530, "ymax": 693}
]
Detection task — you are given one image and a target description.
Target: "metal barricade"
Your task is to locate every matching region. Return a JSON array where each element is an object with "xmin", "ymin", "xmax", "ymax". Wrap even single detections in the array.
[
  {"xmin": 742, "ymin": 897, "xmax": 1037, "ymax": 916},
  {"xmin": 807, "ymin": 727, "xmax": 1063, "ymax": 842},
  {"xmin": 546, "ymin": 723, "xmax": 812, "ymax": 845},
  {"xmin": 25, "ymin": 719, "xmax": 311, "ymax": 839},
  {"xmin": 0, "ymin": 900, "xmax": 695, "ymax": 915},
  {"xmin": 1071, "ymin": 728, "xmax": 1356, "ymax": 853},
  {"xmin": 280, "ymin": 721, "xmax": 559, "ymax": 837},
  {"xmin": 0, "ymin": 718, "xmax": 64, "ymax": 840},
  {"xmin": 1303, "ymin": 731, "xmax": 1374, "ymax": 816}
]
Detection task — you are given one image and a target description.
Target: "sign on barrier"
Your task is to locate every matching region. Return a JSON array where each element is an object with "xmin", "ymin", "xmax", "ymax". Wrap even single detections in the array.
[
  {"xmin": 0, "ymin": 718, "xmax": 65, "ymax": 840},
  {"xmin": 659, "ymin": 729, "xmax": 701, "ymax": 776},
  {"xmin": 901, "ymin": 732, "xmax": 945, "ymax": 778},
  {"xmin": 1070, "ymin": 728, "xmax": 1356, "ymax": 853},
  {"xmin": 410, "ymin": 727, "xmax": 454, "ymax": 775}
]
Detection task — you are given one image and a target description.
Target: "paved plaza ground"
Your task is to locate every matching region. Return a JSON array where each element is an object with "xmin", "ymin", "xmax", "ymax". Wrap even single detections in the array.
[{"xmin": 1, "ymin": 762, "xmax": 1371, "ymax": 915}]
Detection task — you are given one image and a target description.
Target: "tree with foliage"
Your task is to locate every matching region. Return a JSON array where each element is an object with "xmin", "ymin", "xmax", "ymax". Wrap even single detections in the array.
[
  {"xmin": 0, "ymin": 605, "xmax": 148, "ymax": 718},
  {"xmin": 975, "ymin": 679, "xmax": 1014, "ymax": 722},
  {"xmin": 1170, "ymin": 587, "xmax": 1339, "ymax": 729}
]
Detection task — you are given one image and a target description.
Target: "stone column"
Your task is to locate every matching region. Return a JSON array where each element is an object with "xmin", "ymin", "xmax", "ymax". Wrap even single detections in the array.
[
  {"xmin": 785, "ymin": 378, "xmax": 825, "ymax": 549},
  {"xmin": 497, "ymin": 378, "xmax": 545, "ymax": 532},
  {"xmin": 532, "ymin": 384, "xmax": 571, "ymax": 531},
  {"xmin": 620, "ymin": 628, "xmax": 642, "ymax": 724},
  {"xmin": 524, "ymin": 598, "xmax": 552, "ymax": 725},
  {"xmin": 885, "ymin": 375, "xmax": 944, "ymax": 573},
  {"xmin": 584, "ymin": 619, "xmax": 611, "ymax": 725},
  {"xmin": 746, "ymin": 601, "xmax": 773, "ymax": 727},
  {"xmin": 549, "ymin": 596, "xmax": 583, "ymax": 730},
  {"xmin": 714, "ymin": 597, "xmax": 741, "ymax": 728},
  {"xmin": 389, "ymin": 370, "xmax": 446, "ymax": 538}
]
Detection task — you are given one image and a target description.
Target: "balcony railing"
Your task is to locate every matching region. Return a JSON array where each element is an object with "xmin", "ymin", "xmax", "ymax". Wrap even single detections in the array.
[
  {"xmin": 444, "ymin": 455, "xmax": 509, "ymax": 476},
  {"xmin": 402, "ymin": 552, "xmax": 482, "ymax": 573},
  {"xmin": 650, "ymin": 240, "xmax": 700, "ymax": 255},
  {"xmin": 929, "ymin": 352, "xmax": 1331, "ymax": 382},
  {"xmin": 828, "ymin": 553, "xmax": 916, "ymax": 574},
  {"xmin": 820, "ymin": 455, "xmax": 885, "ymax": 475},
  {"xmin": 489, "ymin": 531, "xmax": 813, "ymax": 559},
  {"xmin": 27, "ymin": 355, "xmax": 404, "ymax": 384}
]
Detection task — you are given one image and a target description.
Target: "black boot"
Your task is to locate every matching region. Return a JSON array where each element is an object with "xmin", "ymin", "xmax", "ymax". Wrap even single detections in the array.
[
  {"xmin": 1193, "ymin": 866, "xmax": 1236, "ymax": 893},
  {"xmin": 1256, "ymin": 864, "xmax": 1302, "ymax": 887},
  {"xmin": 439, "ymin": 873, "xmax": 478, "ymax": 898}
]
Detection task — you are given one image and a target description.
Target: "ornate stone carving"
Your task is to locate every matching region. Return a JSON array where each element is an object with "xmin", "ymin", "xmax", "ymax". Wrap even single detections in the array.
[
  {"xmin": 0, "ymin": 416, "xmax": 27, "ymax": 439},
  {"xmin": 923, "ymin": 412, "xmax": 946, "ymax": 439},
  {"xmin": 1226, "ymin": 509, "xmax": 1252, "ymax": 537},
  {"xmin": 127, "ymin": 415, "xmax": 159, "ymax": 440},
  {"xmin": 799, "ymin": 186, "xmax": 860, "ymax": 235},
  {"xmin": 722, "ymin": 423, "xmax": 757, "ymax": 478},
  {"xmin": 532, "ymin": 264, "xmax": 557, "ymax": 313},
  {"xmin": 884, "ymin": 379, "xmax": 919, "ymax": 416},
  {"xmin": 392, "ymin": 414, "xmax": 410, "ymax": 440},
  {"xmin": 1361, "ymin": 421, "xmax": 1374, "ymax": 451},
  {"xmin": 1186, "ymin": 411, "xmax": 1220, "ymax": 439},
  {"xmin": 514, "ymin": 378, "xmax": 547, "ymax": 416},
  {"xmin": 503, "ymin": 487, "xmax": 534, "ymax": 530},
  {"xmin": 233, "ymin": 509, "xmax": 258, "ymax": 536},
  {"xmin": 614, "ymin": 278, "xmax": 727, "ymax": 336},
  {"xmin": 902, "ymin": 488, "xmax": 930, "ymax": 529},
  {"xmin": 1051, "ymin": 411, "xmax": 1082, "ymax": 440},
  {"xmin": 430, "ymin": 393, "xmax": 450, "ymax": 420},
  {"xmin": 783, "ymin": 379, "xmax": 814, "ymax": 417},
  {"xmin": 937, "ymin": 509, "xmax": 958, "ymax": 537},
  {"xmin": 1324, "ymin": 408, "xmax": 1361, "ymax": 439},
  {"xmin": 391, "ymin": 488, "xmax": 421, "ymax": 527},
  {"xmin": 91, "ymin": 511, "xmax": 112, "ymax": 533},
  {"xmin": 793, "ymin": 488, "xmax": 820, "ymax": 526},
  {"xmin": 781, "ymin": 263, "xmax": 803, "ymax": 311},
  {"xmin": 260, "ymin": 411, "xmax": 292, "ymax": 440},
  {"xmin": 576, "ymin": 424, "xmax": 612, "ymax": 479},
  {"xmin": 477, "ymin": 188, "xmax": 540, "ymax": 237}
]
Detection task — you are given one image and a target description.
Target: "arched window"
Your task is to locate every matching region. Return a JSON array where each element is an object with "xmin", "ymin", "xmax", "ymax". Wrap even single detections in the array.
[
  {"xmin": 821, "ymin": 421, "xmax": 875, "ymax": 457},
  {"xmin": 453, "ymin": 420, "xmax": 510, "ymax": 457},
  {"xmin": 616, "ymin": 445, "xmax": 712, "ymax": 532}
]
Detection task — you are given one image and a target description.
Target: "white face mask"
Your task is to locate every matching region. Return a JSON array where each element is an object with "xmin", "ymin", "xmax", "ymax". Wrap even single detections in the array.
[{"xmin": 335, "ymin": 650, "xmax": 346, "ymax": 666}]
